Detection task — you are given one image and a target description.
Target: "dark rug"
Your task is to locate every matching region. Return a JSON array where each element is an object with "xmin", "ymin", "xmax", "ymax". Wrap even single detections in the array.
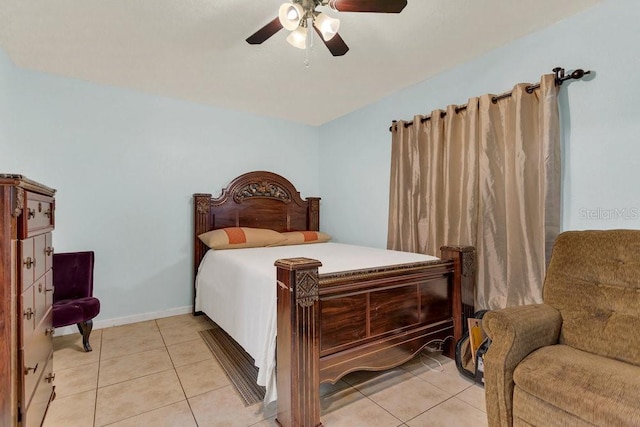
[{"xmin": 199, "ymin": 327, "xmax": 266, "ymax": 406}]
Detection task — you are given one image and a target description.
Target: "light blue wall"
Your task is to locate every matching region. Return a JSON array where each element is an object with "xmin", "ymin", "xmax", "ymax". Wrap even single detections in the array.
[
  {"xmin": 318, "ymin": 0, "xmax": 640, "ymax": 249},
  {"xmin": 1, "ymin": 50, "xmax": 320, "ymax": 321}
]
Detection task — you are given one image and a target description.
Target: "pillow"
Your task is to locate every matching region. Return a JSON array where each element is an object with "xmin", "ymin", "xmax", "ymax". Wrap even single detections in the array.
[
  {"xmin": 276, "ymin": 231, "xmax": 332, "ymax": 246},
  {"xmin": 198, "ymin": 227, "xmax": 286, "ymax": 249}
]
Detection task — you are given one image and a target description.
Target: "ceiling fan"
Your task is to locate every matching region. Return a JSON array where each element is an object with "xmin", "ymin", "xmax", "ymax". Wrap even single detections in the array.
[{"xmin": 246, "ymin": 0, "xmax": 408, "ymax": 56}]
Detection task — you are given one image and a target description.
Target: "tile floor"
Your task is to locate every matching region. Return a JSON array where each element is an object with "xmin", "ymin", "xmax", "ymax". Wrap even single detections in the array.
[{"xmin": 44, "ymin": 314, "xmax": 488, "ymax": 427}]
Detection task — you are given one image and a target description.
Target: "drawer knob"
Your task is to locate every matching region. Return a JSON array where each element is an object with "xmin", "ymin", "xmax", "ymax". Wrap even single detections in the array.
[
  {"xmin": 45, "ymin": 246, "xmax": 54, "ymax": 256},
  {"xmin": 45, "ymin": 287, "xmax": 54, "ymax": 293},
  {"xmin": 23, "ymin": 308, "xmax": 35, "ymax": 320},
  {"xmin": 45, "ymin": 327, "xmax": 55, "ymax": 336},
  {"xmin": 25, "ymin": 363, "xmax": 38, "ymax": 375},
  {"xmin": 27, "ymin": 208, "xmax": 36, "ymax": 219},
  {"xmin": 44, "ymin": 208, "xmax": 52, "ymax": 218},
  {"xmin": 38, "ymin": 283, "xmax": 43, "ymax": 293},
  {"xmin": 23, "ymin": 257, "xmax": 35, "ymax": 269},
  {"xmin": 45, "ymin": 373, "xmax": 56, "ymax": 383}
]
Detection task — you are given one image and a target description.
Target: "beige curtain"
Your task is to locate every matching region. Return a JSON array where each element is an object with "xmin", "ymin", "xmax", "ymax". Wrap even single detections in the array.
[{"xmin": 388, "ymin": 74, "xmax": 560, "ymax": 309}]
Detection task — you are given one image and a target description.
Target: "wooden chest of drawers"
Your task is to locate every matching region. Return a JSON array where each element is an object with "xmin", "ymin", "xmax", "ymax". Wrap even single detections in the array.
[{"xmin": 0, "ymin": 175, "xmax": 56, "ymax": 427}]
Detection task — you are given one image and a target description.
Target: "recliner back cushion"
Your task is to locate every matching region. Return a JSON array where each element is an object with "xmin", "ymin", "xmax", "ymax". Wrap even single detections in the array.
[{"xmin": 543, "ymin": 230, "xmax": 640, "ymax": 366}]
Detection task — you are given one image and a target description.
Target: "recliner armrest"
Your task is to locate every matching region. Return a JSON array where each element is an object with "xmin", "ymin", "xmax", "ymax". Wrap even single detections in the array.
[{"xmin": 483, "ymin": 303, "xmax": 562, "ymax": 427}]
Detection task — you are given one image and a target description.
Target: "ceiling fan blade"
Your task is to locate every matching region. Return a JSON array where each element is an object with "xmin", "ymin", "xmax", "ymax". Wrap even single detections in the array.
[
  {"xmin": 246, "ymin": 17, "xmax": 283, "ymax": 44},
  {"xmin": 329, "ymin": 0, "xmax": 408, "ymax": 13},
  {"xmin": 314, "ymin": 27, "xmax": 349, "ymax": 56}
]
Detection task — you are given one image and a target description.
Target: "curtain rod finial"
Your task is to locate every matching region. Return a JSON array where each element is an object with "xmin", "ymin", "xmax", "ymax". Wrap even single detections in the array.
[
  {"xmin": 570, "ymin": 69, "xmax": 589, "ymax": 79},
  {"xmin": 553, "ymin": 67, "xmax": 591, "ymax": 85}
]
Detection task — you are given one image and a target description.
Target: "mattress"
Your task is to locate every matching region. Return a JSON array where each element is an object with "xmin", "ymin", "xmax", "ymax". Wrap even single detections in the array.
[{"xmin": 194, "ymin": 242, "xmax": 439, "ymax": 404}]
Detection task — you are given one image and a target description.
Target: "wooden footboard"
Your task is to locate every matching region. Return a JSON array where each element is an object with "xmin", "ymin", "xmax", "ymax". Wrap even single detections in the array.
[{"xmin": 275, "ymin": 246, "xmax": 475, "ymax": 427}]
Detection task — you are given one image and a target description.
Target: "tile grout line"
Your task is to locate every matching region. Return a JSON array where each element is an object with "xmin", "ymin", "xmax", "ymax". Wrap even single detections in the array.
[
  {"xmin": 93, "ymin": 330, "xmax": 103, "ymax": 427},
  {"xmin": 404, "ymin": 394, "xmax": 461, "ymax": 425},
  {"xmin": 94, "ymin": 320, "xmax": 188, "ymax": 427},
  {"xmin": 50, "ymin": 317, "xmax": 225, "ymax": 426},
  {"xmin": 162, "ymin": 318, "xmax": 202, "ymax": 426},
  {"xmin": 157, "ymin": 318, "xmax": 194, "ymax": 419},
  {"xmin": 96, "ymin": 323, "xmax": 166, "ymax": 426},
  {"xmin": 404, "ymin": 356, "xmax": 478, "ymax": 397},
  {"xmin": 364, "ymin": 393, "xmax": 406, "ymax": 425},
  {"xmin": 340, "ymin": 359, "xmax": 471, "ymax": 425},
  {"xmin": 453, "ymin": 384, "xmax": 487, "ymax": 413}
]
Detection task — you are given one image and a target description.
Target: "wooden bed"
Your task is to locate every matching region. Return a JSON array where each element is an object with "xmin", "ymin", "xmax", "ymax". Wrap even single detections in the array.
[{"xmin": 193, "ymin": 171, "xmax": 475, "ymax": 427}]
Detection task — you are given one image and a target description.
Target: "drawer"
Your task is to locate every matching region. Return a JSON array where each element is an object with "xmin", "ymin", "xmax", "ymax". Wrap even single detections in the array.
[
  {"xmin": 23, "ymin": 353, "xmax": 54, "ymax": 427},
  {"xmin": 45, "ymin": 269, "xmax": 54, "ymax": 309},
  {"xmin": 20, "ymin": 234, "xmax": 50, "ymax": 291},
  {"xmin": 22, "ymin": 309, "xmax": 53, "ymax": 406},
  {"xmin": 33, "ymin": 233, "xmax": 47, "ymax": 283},
  {"xmin": 21, "ymin": 285, "xmax": 35, "ymax": 339},
  {"xmin": 25, "ymin": 192, "xmax": 54, "ymax": 237},
  {"xmin": 20, "ymin": 238, "xmax": 35, "ymax": 291},
  {"xmin": 34, "ymin": 269, "xmax": 54, "ymax": 333},
  {"xmin": 45, "ymin": 232, "xmax": 53, "ymax": 272}
]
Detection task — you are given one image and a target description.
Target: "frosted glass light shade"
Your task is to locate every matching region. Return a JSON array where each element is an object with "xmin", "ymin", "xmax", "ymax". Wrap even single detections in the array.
[
  {"xmin": 278, "ymin": 3, "xmax": 304, "ymax": 31},
  {"xmin": 286, "ymin": 26, "xmax": 307, "ymax": 49},
  {"xmin": 314, "ymin": 13, "xmax": 340, "ymax": 41}
]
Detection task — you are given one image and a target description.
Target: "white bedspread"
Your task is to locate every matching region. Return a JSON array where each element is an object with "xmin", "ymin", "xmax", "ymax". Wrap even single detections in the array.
[{"xmin": 194, "ymin": 242, "xmax": 439, "ymax": 404}]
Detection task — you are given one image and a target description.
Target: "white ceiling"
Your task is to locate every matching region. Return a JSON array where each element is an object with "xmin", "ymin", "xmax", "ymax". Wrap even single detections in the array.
[{"xmin": 1, "ymin": 0, "xmax": 602, "ymax": 126}]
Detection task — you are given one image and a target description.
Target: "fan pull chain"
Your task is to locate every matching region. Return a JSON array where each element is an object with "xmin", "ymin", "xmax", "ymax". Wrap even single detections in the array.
[{"xmin": 304, "ymin": 17, "xmax": 314, "ymax": 68}]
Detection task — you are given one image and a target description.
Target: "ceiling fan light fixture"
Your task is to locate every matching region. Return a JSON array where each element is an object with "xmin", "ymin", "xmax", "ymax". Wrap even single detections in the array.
[
  {"xmin": 286, "ymin": 26, "xmax": 308, "ymax": 49},
  {"xmin": 314, "ymin": 13, "xmax": 340, "ymax": 41},
  {"xmin": 278, "ymin": 2, "xmax": 304, "ymax": 31}
]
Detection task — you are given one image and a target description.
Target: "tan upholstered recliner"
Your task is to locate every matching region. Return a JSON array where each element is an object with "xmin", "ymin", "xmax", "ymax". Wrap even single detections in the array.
[{"xmin": 484, "ymin": 230, "xmax": 640, "ymax": 426}]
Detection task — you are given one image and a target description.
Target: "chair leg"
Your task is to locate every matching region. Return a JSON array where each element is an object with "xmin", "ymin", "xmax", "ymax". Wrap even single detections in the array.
[{"xmin": 77, "ymin": 320, "xmax": 94, "ymax": 352}]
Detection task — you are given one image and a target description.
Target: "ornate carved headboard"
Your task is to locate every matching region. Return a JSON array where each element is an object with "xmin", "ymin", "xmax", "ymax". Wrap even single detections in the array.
[{"xmin": 192, "ymin": 171, "xmax": 320, "ymax": 310}]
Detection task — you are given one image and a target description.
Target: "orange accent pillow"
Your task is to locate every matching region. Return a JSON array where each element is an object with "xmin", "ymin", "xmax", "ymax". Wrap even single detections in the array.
[
  {"xmin": 198, "ymin": 227, "xmax": 286, "ymax": 249},
  {"xmin": 275, "ymin": 231, "xmax": 332, "ymax": 246},
  {"xmin": 224, "ymin": 227, "xmax": 247, "ymax": 245}
]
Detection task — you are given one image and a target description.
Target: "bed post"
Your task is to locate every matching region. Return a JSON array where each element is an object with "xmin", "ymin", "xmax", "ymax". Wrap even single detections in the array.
[
  {"xmin": 440, "ymin": 245, "xmax": 476, "ymax": 357},
  {"xmin": 193, "ymin": 193, "xmax": 213, "ymax": 315},
  {"xmin": 306, "ymin": 197, "xmax": 320, "ymax": 231},
  {"xmin": 274, "ymin": 257, "xmax": 323, "ymax": 427}
]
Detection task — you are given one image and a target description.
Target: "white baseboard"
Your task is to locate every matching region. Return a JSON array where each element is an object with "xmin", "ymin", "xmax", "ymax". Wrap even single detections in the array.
[{"xmin": 54, "ymin": 305, "xmax": 194, "ymax": 336}]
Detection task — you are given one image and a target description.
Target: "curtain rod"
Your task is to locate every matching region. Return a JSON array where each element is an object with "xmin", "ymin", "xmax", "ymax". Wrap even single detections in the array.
[{"xmin": 389, "ymin": 67, "xmax": 591, "ymax": 132}]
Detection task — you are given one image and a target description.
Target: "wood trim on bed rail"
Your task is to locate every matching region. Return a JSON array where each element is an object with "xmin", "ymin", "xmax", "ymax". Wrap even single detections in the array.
[{"xmin": 274, "ymin": 245, "xmax": 475, "ymax": 427}]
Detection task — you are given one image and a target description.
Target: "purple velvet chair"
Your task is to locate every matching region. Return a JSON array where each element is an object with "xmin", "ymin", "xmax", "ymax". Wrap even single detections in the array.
[{"xmin": 52, "ymin": 251, "xmax": 100, "ymax": 352}]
